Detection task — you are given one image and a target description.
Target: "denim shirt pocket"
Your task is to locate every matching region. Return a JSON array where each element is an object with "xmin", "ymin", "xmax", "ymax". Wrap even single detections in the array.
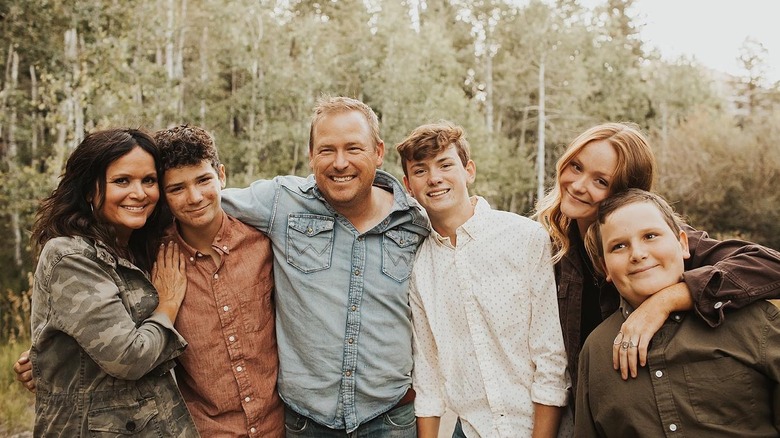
[
  {"xmin": 382, "ymin": 229, "xmax": 420, "ymax": 282},
  {"xmin": 286, "ymin": 214, "xmax": 335, "ymax": 273}
]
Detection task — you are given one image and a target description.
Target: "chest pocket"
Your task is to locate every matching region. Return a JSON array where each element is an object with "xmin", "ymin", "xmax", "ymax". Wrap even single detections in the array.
[
  {"xmin": 286, "ymin": 214, "xmax": 335, "ymax": 273},
  {"xmin": 382, "ymin": 229, "xmax": 420, "ymax": 282},
  {"xmin": 88, "ymin": 397, "xmax": 162, "ymax": 436}
]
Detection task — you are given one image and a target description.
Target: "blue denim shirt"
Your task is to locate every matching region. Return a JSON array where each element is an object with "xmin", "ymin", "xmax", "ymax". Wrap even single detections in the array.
[{"xmin": 222, "ymin": 170, "xmax": 429, "ymax": 432}]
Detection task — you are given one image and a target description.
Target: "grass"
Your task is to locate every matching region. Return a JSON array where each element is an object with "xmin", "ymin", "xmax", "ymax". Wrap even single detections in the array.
[{"xmin": 0, "ymin": 339, "xmax": 34, "ymax": 436}]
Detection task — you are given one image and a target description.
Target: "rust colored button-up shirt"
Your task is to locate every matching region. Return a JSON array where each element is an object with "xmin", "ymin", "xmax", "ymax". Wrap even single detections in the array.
[{"xmin": 166, "ymin": 213, "xmax": 283, "ymax": 437}]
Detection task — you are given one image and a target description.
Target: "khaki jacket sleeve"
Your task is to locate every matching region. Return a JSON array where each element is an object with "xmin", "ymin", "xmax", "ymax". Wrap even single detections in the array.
[{"xmin": 46, "ymin": 252, "xmax": 186, "ymax": 380}]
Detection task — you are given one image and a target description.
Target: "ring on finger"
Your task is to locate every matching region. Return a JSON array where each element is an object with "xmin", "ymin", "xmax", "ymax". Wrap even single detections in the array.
[
  {"xmin": 621, "ymin": 341, "xmax": 630, "ymax": 350},
  {"xmin": 628, "ymin": 340, "xmax": 638, "ymax": 349},
  {"xmin": 613, "ymin": 331, "xmax": 624, "ymax": 345}
]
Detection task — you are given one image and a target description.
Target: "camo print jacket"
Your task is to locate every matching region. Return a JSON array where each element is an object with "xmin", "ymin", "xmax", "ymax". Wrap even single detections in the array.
[{"xmin": 30, "ymin": 236, "xmax": 199, "ymax": 437}]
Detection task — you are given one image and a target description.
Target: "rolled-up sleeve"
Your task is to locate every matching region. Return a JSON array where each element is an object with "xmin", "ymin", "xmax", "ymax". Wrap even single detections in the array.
[{"xmin": 528, "ymin": 228, "xmax": 570, "ymax": 406}]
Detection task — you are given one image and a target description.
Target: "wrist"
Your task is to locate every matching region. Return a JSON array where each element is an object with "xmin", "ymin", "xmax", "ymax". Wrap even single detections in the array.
[{"xmin": 155, "ymin": 300, "xmax": 181, "ymax": 321}]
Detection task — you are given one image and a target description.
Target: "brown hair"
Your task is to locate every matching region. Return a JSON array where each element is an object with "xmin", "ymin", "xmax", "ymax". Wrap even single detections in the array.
[
  {"xmin": 31, "ymin": 128, "xmax": 168, "ymax": 271},
  {"xmin": 395, "ymin": 120, "xmax": 471, "ymax": 179},
  {"xmin": 155, "ymin": 124, "xmax": 220, "ymax": 172}
]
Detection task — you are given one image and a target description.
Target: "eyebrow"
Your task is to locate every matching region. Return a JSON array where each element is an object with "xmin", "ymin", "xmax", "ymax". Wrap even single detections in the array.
[
  {"xmin": 164, "ymin": 172, "xmax": 212, "ymax": 189},
  {"xmin": 411, "ymin": 156, "xmax": 455, "ymax": 166},
  {"xmin": 108, "ymin": 170, "xmax": 156, "ymax": 178}
]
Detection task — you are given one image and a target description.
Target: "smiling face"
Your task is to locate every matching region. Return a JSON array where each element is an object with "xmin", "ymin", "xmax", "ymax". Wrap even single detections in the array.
[
  {"xmin": 96, "ymin": 146, "xmax": 160, "ymax": 244},
  {"xmin": 163, "ymin": 160, "xmax": 226, "ymax": 234},
  {"xmin": 559, "ymin": 139, "xmax": 619, "ymax": 229},
  {"xmin": 403, "ymin": 144, "xmax": 475, "ymax": 226},
  {"xmin": 600, "ymin": 201, "xmax": 690, "ymax": 308},
  {"xmin": 309, "ymin": 110, "xmax": 384, "ymax": 213}
]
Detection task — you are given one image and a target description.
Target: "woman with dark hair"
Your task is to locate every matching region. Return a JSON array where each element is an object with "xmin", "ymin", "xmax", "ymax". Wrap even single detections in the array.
[{"xmin": 28, "ymin": 128, "xmax": 198, "ymax": 436}]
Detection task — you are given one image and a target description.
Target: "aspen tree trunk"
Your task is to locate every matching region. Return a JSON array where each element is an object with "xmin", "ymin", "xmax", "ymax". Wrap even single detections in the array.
[
  {"xmin": 174, "ymin": 0, "xmax": 187, "ymax": 118},
  {"xmin": 247, "ymin": 59, "xmax": 258, "ymax": 177},
  {"xmin": 1, "ymin": 45, "xmax": 11, "ymax": 144},
  {"xmin": 484, "ymin": 52, "xmax": 494, "ymax": 134},
  {"xmin": 199, "ymin": 26, "xmax": 209, "ymax": 127},
  {"xmin": 230, "ymin": 67, "xmax": 237, "ymax": 135},
  {"xmin": 165, "ymin": 0, "xmax": 175, "ymax": 81},
  {"xmin": 133, "ymin": 25, "xmax": 143, "ymax": 106},
  {"xmin": 536, "ymin": 55, "xmax": 546, "ymax": 202},
  {"xmin": 3, "ymin": 47, "xmax": 23, "ymax": 267},
  {"xmin": 30, "ymin": 65, "xmax": 38, "ymax": 158},
  {"xmin": 52, "ymin": 29, "xmax": 79, "ymax": 176},
  {"xmin": 247, "ymin": 14, "xmax": 265, "ymax": 178},
  {"xmin": 64, "ymin": 28, "xmax": 83, "ymax": 148},
  {"xmin": 519, "ymin": 105, "xmax": 529, "ymax": 155}
]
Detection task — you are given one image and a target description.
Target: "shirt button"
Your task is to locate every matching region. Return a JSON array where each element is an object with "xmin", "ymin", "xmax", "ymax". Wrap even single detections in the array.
[
  {"xmin": 354, "ymin": 269, "xmax": 360, "ymax": 276},
  {"xmin": 669, "ymin": 424, "xmax": 677, "ymax": 432},
  {"xmin": 345, "ymin": 370, "xmax": 352, "ymax": 377},
  {"xmin": 126, "ymin": 421, "xmax": 136, "ymax": 431},
  {"xmin": 223, "ymin": 305, "xmax": 229, "ymax": 312},
  {"xmin": 250, "ymin": 427, "xmax": 256, "ymax": 433},
  {"xmin": 244, "ymin": 396, "xmax": 251, "ymax": 402},
  {"xmin": 229, "ymin": 336, "xmax": 236, "ymax": 342},
  {"xmin": 214, "ymin": 273, "xmax": 219, "ymax": 279},
  {"xmin": 197, "ymin": 252, "xmax": 203, "ymax": 257},
  {"xmin": 358, "ymin": 236, "xmax": 364, "ymax": 241},
  {"xmin": 237, "ymin": 366, "xmax": 243, "ymax": 372},
  {"xmin": 714, "ymin": 301, "xmax": 723, "ymax": 309},
  {"xmin": 189, "ymin": 257, "xmax": 194, "ymax": 262},
  {"xmin": 673, "ymin": 314, "xmax": 682, "ymax": 322},
  {"xmin": 222, "ymin": 246, "xmax": 228, "ymax": 251},
  {"xmin": 655, "ymin": 370, "xmax": 663, "ymax": 378},
  {"xmin": 351, "ymin": 305, "xmax": 357, "ymax": 311},
  {"xmin": 348, "ymin": 338, "xmax": 354, "ymax": 344}
]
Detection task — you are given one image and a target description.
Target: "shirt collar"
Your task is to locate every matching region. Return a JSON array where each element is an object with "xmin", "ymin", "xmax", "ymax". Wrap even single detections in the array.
[
  {"xmin": 165, "ymin": 211, "xmax": 234, "ymax": 263},
  {"xmin": 429, "ymin": 196, "xmax": 486, "ymax": 247}
]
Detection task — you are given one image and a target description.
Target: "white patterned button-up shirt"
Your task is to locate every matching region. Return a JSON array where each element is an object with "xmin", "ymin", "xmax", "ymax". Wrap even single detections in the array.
[{"xmin": 410, "ymin": 197, "xmax": 569, "ymax": 437}]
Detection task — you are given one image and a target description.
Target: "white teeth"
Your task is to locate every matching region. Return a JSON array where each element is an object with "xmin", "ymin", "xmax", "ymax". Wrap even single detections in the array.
[
  {"xmin": 333, "ymin": 176, "xmax": 354, "ymax": 182},
  {"xmin": 428, "ymin": 189, "xmax": 448, "ymax": 197},
  {"xmin": 123, "ymin": 206, "xmax": 145, "ymax": 211}
]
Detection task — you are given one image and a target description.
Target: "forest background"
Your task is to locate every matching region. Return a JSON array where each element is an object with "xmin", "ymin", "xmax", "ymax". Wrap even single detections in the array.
[{"xmin": 1, "ymin": 0, "xmax": 779, "ymax": 433}]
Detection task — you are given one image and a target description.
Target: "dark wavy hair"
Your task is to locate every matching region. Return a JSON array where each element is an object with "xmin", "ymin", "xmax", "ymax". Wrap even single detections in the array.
[
  {"xmin": 31, "ymin": 128, "xmax": 170, "ymax": 271},
  {"xmin": 154, "ymin": 124, "xmax": 220, "ymax": 171}
]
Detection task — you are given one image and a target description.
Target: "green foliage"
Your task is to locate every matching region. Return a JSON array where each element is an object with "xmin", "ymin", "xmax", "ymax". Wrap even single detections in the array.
[
  {"xmin": 654, "ymin": 107, "xmax": 780, "ymax": 249},
  {"xmin": 0, "ymin": 0, "xmax": 779, "ymax": 343},
  {"xmin": 0, "ymin": 338, "xmax": 35, "ymax": 435}
]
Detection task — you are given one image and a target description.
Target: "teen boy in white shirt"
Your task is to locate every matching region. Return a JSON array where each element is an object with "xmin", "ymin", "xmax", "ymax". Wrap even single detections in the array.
[{"xmin": 396, "ymin": 121, "xmax": 569, "ymax": 438}]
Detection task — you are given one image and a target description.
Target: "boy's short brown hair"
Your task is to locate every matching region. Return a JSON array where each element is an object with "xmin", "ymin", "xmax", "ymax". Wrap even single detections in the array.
[
  {"xmin": 155, "ymin": 125, "xmax": 220, "ymax": 172},
  {"xmin": 395, "ymin": 121, "xmax": 471, "ymax": 178}
]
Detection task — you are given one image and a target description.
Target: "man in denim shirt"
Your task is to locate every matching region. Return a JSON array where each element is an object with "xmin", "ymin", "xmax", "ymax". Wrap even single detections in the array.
[{"xmin": 222, "ymin": 96, "xmax": 429, "ymax": 436}]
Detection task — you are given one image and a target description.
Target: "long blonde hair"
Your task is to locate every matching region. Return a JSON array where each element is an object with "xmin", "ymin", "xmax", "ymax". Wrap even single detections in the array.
[{"xmin": 534, "ymin": 122, "xmax": 656, "ymax": 262}]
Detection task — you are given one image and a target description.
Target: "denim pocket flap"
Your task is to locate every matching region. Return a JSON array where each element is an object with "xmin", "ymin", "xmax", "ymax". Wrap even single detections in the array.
[
  {"xmin": 384, "ymin": 229, "xmax": 420, "ymax": 248},
  {"xmin": 288, "ymin": 215, "xmax": 335, "ymax": 236}
]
